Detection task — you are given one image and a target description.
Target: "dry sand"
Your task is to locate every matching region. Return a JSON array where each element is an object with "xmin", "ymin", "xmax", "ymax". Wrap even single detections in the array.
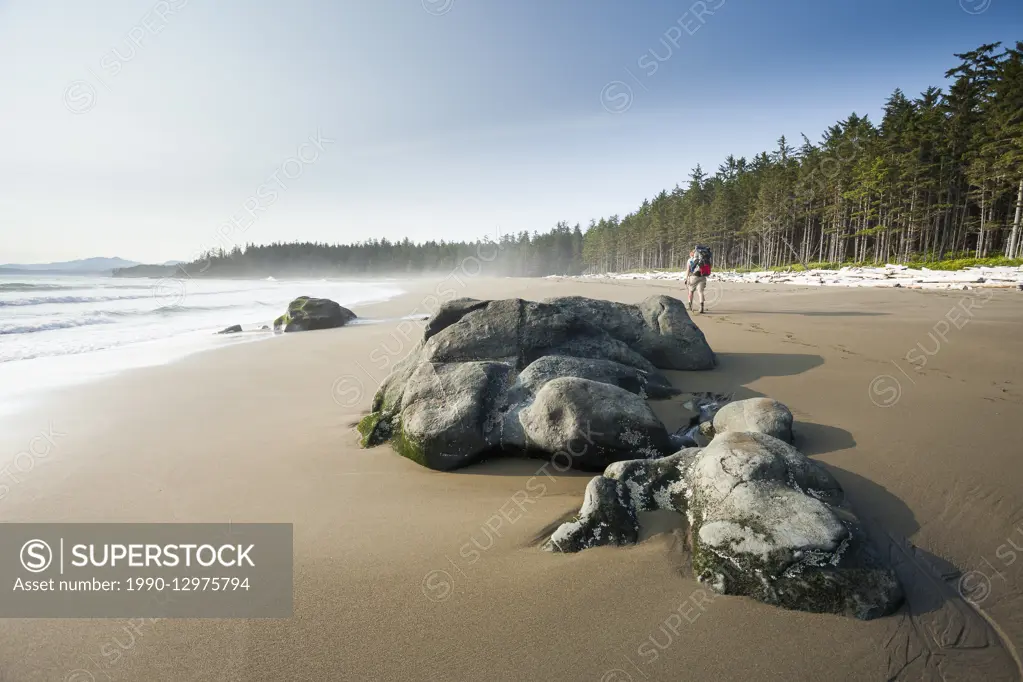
[{"xmin": 1, "ymin": 276, "xmax": 1021, "ymax": 681}]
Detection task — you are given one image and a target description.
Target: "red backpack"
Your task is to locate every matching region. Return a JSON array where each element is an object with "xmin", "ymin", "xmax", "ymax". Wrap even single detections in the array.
[{"xmin": 692, "ymin": 246, "xmax": 712, "ymax": 276}]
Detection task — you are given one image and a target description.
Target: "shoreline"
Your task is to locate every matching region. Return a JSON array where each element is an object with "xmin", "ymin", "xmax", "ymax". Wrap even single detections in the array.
[
  {"xmin": 1, "ymin": 277, "xmax": 1021, "ymax": 681},
  {"xmin": 0, "ymin": 279, "xmax": 414, "ymax": 420}
]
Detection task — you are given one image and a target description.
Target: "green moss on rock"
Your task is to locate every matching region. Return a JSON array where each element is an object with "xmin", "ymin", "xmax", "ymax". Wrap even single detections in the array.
[
  {"xmin": 391, "ymin": 419, "xmax": 428, "ymax": 468},
  {"xmin": 371, "ymin": 384, "xmax": 399, "ymax": 414},
  {"xmin": 357, "ymin": 412, "xmax": 388, "ymax": 447},
  {"xmin": 274, "ymin": 296, "xmax": 356, "ymax": 332},
  {"xmin": 770, "ymin": 569, "xmax": 851, "ymax": 615},
  {"xmin": 355, "ymin": 410, "xmax": 429, "ymax": 467},
  {"xmin": 689, "ymin": 503, "xmax": 774, "ymax": 598},
  {"xmin": 357, "ymin": 412, "xmax": 379, "ymax": 436}
]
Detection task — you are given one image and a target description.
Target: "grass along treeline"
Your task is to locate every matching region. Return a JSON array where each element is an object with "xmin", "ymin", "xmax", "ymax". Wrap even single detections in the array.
[
  {"xmin": 734, "ymin": 255, "xmax": 1023, "ymax": 273},
  {"xmin": 743, "ymin": 253, "xmax": 1023, "ymax": 273}
]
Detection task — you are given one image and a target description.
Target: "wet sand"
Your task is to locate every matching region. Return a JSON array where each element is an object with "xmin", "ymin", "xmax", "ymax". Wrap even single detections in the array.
[{"xmin": 1, "ymin": 276, "xmax": 1021, "ymax": 681}]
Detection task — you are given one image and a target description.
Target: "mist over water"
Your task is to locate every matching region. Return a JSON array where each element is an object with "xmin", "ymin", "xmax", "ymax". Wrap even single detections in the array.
[{"xmin": 0, "ymin": 274, "xmax": 403, "ymax": 415}]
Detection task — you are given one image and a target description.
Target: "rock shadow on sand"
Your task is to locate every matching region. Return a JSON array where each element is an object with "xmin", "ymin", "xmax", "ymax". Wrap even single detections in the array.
[
  {"xmin": 809, "ymin": 471, "xmax": 1022, "ymax": 679},
  {"xmin": 678, "ymin": 350, "xmax": 824, "ymax": 386},
  {"xmin": 445, "ymin": 457, "xmax": 594, "ymax": 478},
  {"xmin": 656, "ymin": 352, "xmax": 854, "ymax": 446},
  {"xmin": 658, "ymin": 352, "xmax": 859, "ymax": 458},
  {"xmin": 793, "ymin": 421, "xmax": 857, "ymax": 456}
]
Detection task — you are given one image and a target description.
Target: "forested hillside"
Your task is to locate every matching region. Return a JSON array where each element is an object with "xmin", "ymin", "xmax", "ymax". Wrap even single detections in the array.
[
  {"xmin": 582, "ymin": 42, "xmax": 1023, "ymax": 271},
  {"xmin": 115, "ymin": 222, "xmax": 586, "ymax": 278}
]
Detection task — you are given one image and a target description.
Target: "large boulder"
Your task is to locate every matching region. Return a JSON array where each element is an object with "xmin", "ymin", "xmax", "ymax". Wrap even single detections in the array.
[
  {"xmin": 360, "ymin": 295, "xmax": 714, "ymax": 471},
  {"xmin": 546, "ymin": 430, "xmax": 902, "ymax": 620},
  {"xmin": 687, "ymin": 432, "xmax": 844, "ymax": 576},
  {"xmin": 544, "ymin": 295, "xmax": 716, "ymax": 370},
  {"xmin": 711, "ymin": 397, "xmax": 794, "ymax": 443},
  {"xmin": 518, "ymin": 377, "xmax": 675, "ymax": 470},
  {"xmin": 274, "ymin": 296, "xmax": 356, "ymax": 332},
  {"xmin": 686, "ymin": 432, "xmax": 899, "ymax": 619},
  {"xmin": 369, "ymin": 361, "xmax": 513, "ymax": 470}
]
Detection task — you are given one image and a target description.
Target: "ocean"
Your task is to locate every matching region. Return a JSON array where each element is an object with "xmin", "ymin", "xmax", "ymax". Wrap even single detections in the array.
[{"xmin": 0, "ymin": 274, "xmax": 404, "ymax": 415}]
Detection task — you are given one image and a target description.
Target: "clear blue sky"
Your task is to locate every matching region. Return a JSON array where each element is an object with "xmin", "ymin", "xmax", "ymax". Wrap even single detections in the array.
[{"xmin": 1, "ymin": 0, "xmax": 1020, "ymax": 263}]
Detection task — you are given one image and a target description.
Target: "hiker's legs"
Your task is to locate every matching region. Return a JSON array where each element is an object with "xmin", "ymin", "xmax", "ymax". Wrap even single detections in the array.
[
  {"xmin": 697, "ymin": 278, "xmax": 707, "ymax": 311},
  {"xmin": 686, "ymin": 278, "xmax": 696, "ymax": 310}
]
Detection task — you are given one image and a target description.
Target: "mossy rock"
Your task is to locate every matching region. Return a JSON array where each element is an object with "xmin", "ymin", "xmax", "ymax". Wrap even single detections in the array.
[
  {"xmin": 355, "ymin": 412, "xmax": 429, "ymax": 469},
  {"xmin": 548, "ymin": 429, "xmax": 903, "ymax": 619},
  {"xmin": 274, "ymin": 296, "xmax": 356, "ymax": 332},
  {"xmin": 357, "ymin": 412, "xmax": 393, "ymax": 448},
  {"xmin": 390, "ymin": 419, "xmax": 428, "ymax": 468}
]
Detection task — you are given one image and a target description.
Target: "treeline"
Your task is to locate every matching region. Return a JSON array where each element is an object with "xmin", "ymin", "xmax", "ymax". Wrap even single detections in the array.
[
  {"xmin": 118, "ymin": 42, "xmax": 1023, "ymax": 280},
  {"xmin": 114, "ymin": 222, "xmax": 586, "ymax": 278},
  {"xmin": 583, "ymin": 42, "xmax": 1023, "ymax": 271}
]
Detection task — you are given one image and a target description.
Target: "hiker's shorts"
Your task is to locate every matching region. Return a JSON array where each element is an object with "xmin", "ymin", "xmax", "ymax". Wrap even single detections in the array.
[{"xmin": 687, "ymin": 276, "xmax": 707, "ymax": 293}]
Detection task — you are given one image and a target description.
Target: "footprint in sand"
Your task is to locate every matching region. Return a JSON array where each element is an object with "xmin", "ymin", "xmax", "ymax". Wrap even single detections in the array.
[
  {"xmin": 782, "ymin": 333, "xmax": 817, "ymax": 348},
  {"xmin": 983, "ymin": 394, "xmax": 1023, "ymax": 405},
  {"xmin": 992, "ymin": 381, "xmax": 1017, "ymax": 394}
]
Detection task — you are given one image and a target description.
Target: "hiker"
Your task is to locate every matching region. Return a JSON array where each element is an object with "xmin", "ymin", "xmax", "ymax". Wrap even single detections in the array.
[{"xmin": 685, "ymin": 245, "xmax": 712, "ymax": 313}]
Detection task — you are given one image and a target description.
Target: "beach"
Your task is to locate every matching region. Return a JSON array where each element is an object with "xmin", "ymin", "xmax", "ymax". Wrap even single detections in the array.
[{"xmin": 1, "ymin": 276, "xmax": 1021, "ymax": 681}]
